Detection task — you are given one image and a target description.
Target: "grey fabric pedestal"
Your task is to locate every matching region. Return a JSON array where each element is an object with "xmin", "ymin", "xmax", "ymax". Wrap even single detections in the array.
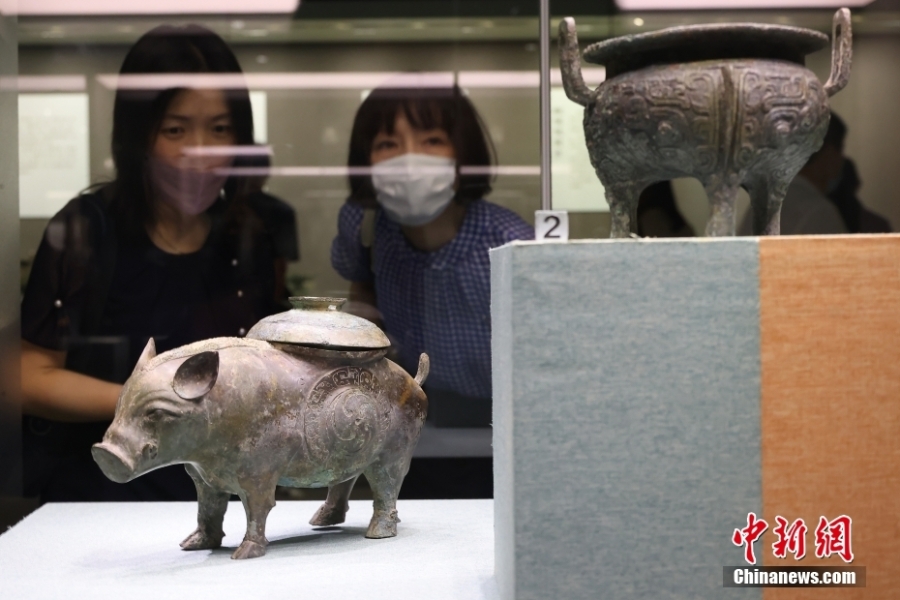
[{"xmin": 491, "ymin": 239, "xmax": 762, "ymax": 600}]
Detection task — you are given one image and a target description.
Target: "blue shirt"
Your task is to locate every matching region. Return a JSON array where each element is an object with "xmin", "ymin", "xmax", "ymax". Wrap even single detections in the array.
[{"xmin": 331, "ymin": 199, "xmax": 534, "ymax": 398}]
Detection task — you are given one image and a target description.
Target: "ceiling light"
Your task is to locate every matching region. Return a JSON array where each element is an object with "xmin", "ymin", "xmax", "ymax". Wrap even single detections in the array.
[{"xmin": 3, "ymin": 0, "xmax": 299, "ymax": 16}]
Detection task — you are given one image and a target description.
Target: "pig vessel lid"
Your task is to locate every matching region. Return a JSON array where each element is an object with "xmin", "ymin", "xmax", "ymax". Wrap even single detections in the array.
[{"xmin": 247, "ymin": 297, "xmax": 390, "ymax": 350}]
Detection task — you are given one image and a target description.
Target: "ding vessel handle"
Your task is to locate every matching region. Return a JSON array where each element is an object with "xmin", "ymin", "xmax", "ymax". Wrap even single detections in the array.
[
  {"xmin": 558, "ymin": 17, "xmax": 596, "ymax": 107},
  {"xmin": 824, "ymin": 8, "xmax": 852, "ymax": 97}
]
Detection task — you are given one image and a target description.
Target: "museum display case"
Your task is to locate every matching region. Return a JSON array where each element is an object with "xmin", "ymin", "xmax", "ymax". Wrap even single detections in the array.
[{"xmin": 1, "ymin": 1, "xmax": 899, "ymax": 598}]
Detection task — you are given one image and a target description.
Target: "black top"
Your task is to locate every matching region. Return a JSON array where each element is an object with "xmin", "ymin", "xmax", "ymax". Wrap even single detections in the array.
[
  {"xmin": 246, "ymin": 190, "xmax": 300, "ymax": 262},
  {"xmin": 21, "ymin": 190, "xmax": 281, "ymax": 501},
  {"xmin": 827, "ymin": 158, "xmax": 893, "ymax": 234}
]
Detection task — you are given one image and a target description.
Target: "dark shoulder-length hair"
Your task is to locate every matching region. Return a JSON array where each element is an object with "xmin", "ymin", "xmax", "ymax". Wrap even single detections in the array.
[
  {"xmin": 109, "ymin": 24, "xmax": 255, "ymax": 237},
  {"xmin": 346, "ymin": 83, "xmax": 495, "ymax": 208}
]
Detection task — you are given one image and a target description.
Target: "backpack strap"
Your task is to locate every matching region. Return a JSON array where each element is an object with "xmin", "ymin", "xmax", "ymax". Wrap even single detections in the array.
[
  {"xmin": 78, "ymin": 193, "xmax": 117, "ymax": 333},
  {"xmin": 360, "ymin": 208, "xmax": 376, "ymax": 248},
  {"xmin": 360, "ymin": 208, "xmax": 377, "ymax": 274},
  {"xmin": 65, "ymin": 192, "xmax": 117, "ymax": 373}
]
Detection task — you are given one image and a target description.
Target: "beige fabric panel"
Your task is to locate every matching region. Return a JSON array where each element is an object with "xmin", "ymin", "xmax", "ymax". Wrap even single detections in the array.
[{"xmin": 759, "ymin": 235, "xmax": 900, "ymax": 599}]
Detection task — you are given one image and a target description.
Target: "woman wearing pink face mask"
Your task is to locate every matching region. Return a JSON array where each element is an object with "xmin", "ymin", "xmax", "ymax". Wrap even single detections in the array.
[{"xmin": 19, "ymin": 25, "xmax": 292, "ymax": 502}]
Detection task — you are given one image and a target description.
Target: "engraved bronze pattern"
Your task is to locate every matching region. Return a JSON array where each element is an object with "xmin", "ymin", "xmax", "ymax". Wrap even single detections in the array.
[
  {"xmin": 304, "ymin": 367, "xmax": 392, "ymax": 466},
  {"xmin": 559, "ymin": 9, "xmax": 852, "ymax": 237}
]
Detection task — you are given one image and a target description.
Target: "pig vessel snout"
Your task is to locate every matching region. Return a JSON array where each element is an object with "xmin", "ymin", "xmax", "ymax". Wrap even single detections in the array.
[{"xmin": 93, "ymin": 337, "xmax": 429, "ymax": 560}]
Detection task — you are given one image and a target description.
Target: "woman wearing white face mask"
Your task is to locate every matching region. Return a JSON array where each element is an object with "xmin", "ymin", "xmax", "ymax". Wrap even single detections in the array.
[
  {"xmin": 331, "ymin": 84, "xmax": 533, "ymax": 497},
  {"xmin": 20, "ymin": 25, "xmax": 290, "ymax": 502}
]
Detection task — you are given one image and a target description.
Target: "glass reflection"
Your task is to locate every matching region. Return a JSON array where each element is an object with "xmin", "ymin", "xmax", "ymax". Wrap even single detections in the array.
[
  {"xmin": 332, "ymin": 83, "xmax": 534, "ymax": 434},
  {"xmin": 20, "ymin": 25, "xmax": 294, "ymax": 502}
]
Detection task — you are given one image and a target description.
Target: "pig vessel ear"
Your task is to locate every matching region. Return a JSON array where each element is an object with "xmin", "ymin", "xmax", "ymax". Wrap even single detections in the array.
[
  {"xmin": 172, "ymin": 351, "xmax": 219, "ymax": 401},
  {"xmin": 132, "ymin": 338, "xmax": 157, "ymax": 376}
]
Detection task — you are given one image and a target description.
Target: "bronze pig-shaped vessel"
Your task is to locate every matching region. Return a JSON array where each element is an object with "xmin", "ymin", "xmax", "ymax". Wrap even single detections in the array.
[
  {"xmin": 559, "ymin": 9, "xmax": 852, "ymax": 237},
  {"xmin": 92, "ymin": 297, "xmax": 428, "ymax": 560}
]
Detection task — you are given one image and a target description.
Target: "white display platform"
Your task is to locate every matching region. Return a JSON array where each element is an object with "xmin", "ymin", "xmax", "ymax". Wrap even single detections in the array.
[{"xmin": 0, "ymin": 500, "xmax": 496, "ymax": 600}]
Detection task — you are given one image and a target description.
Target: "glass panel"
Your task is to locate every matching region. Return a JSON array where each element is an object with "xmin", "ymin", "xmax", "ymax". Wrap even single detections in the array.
[
  {"xmin": 16, "ymin": 1, "xmax": 544, "ymax": 504},
  {"xmin": 13, "ymin": 0, "xmax": 900, "ymax": 509},
  {"xmin": 0, "ymin": 7, "xmax": 21, "ymax": 499}
]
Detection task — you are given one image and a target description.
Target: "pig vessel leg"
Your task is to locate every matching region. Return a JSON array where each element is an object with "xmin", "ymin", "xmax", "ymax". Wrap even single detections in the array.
[
  {"xmin": 363, "ymin": 456, "xmax": 410, "ymax": 539},
  {"xmin": 233, "ymin": 477, "xmax": 277, "ymax": 560},
  {"xmin": 310, "ymin": 475, "xmax": 359, "ymax": 527},
  {"xmin": 181, "ymin": 464, "xmax": 230, "ymax": 551}
]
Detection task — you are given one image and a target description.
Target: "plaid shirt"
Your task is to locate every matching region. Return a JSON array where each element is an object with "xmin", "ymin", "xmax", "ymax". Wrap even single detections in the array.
[{"xmin": 332, "ymin": 199, "xmax": 534, "ymax": 398}]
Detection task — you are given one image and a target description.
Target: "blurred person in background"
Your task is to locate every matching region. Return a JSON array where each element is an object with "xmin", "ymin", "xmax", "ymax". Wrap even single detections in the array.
[
  {"xmin": 740, "ymin": 112, "xmax": 891, "ymax": 236},
  {"xmin": 740, "ymin": 112, "xmax": 847, "ymax": 235},
  {"xmin": 331, "ymin": 82, "xmax": 533, "ymax": 497},
  {"xmin": 827, "ymin": 156, "xmax": 892, "ymax": 233},
  {"xmin": 20, "ymin": 25, "xmax": 283, "ymax": 502}
]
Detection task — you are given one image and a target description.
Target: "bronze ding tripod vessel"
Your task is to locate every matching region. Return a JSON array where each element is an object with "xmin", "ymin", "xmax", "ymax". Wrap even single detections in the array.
[{"xmin": 559, "ymin": 9, "xmax": 853, "ymax": 236}]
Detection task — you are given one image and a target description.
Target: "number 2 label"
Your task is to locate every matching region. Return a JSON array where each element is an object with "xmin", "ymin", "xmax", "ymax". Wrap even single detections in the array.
[{"xmin": 535, "ymin": 210, "xmax": 569, "ymax": 242}]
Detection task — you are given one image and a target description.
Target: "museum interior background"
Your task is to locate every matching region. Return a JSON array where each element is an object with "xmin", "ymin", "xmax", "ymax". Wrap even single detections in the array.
[
  {"xmin": 14, "ymin": 0, "xmax": 900, "ymax": 297},
  {"xmin": 3, "ymin": 0, "xmax": 900, "ymax": 528}
]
